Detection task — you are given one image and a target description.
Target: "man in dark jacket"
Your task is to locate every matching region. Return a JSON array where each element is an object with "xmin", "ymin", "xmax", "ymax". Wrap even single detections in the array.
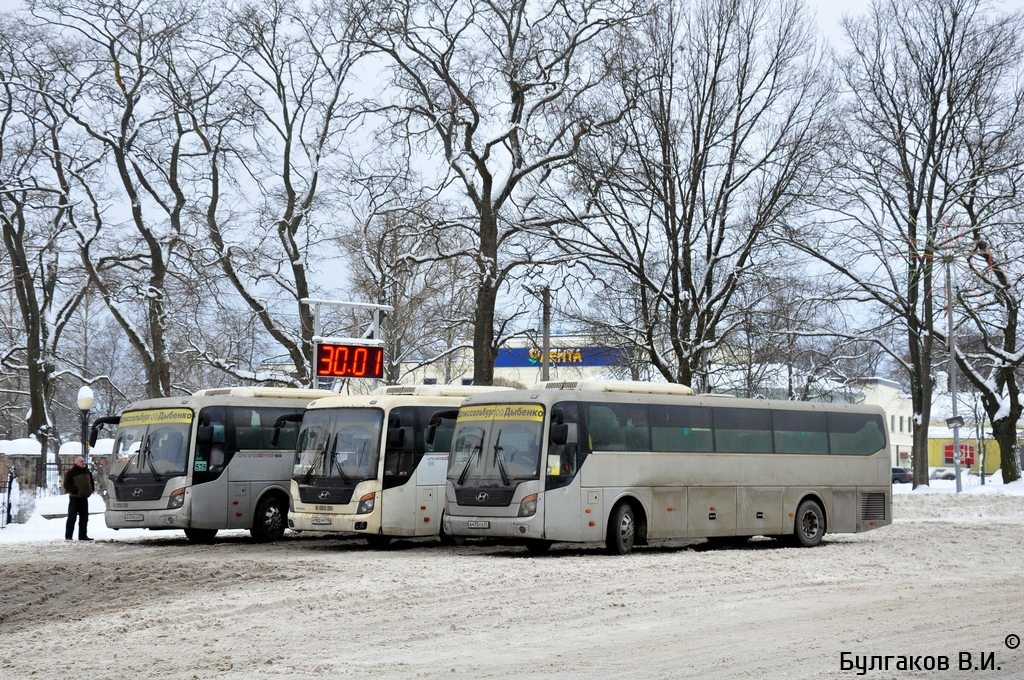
[{"xmin": 63, "ymin": 456, "xmax": 94, "ymax": 541}]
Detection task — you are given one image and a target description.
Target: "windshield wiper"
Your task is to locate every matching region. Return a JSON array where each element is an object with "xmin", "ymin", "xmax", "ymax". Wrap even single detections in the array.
[
  {"xmin": 456, "ymin": 445, "xmax": 483, "ymax": 486},
  {"xmin": 330, "ymin": 451, "xmax": 352, "ymax": 484},
  {"xmin": 116, "ymin": 448, "xmax": 140, "ymax": 484},
  {"xmin": 492, "ymin": 433, "xmax": 510, "ymax": 486},
  {"xmin": 302, "ymin": 436, "xmax": 333, "ymax": 485},
  {"xmin": 141, "ymin": 436, "xmax": 164, "ymax": 482}
]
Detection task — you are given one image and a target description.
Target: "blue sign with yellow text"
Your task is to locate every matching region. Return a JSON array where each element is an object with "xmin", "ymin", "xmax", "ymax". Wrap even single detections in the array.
[{"xmin": 494, "ymin": 347, "xmax": 624, "ymax": 368}]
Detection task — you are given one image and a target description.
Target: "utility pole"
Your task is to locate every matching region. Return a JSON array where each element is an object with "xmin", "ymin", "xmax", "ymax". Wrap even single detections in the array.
[
  {"xmin": 945, "ymin": 258, "xmax": 963, "ymax": 493},
  {"xmin": 541, "ymin": 286, "xmax": 551, "ymax": 382}
]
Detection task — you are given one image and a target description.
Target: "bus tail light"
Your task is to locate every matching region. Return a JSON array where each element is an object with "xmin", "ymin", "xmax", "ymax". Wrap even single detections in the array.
[
  {"xmin": 168, "ymin": 487, "xmax": 185, "ymax": 510},
  {"xmin": 356, "ymin": 492, "xmax": 375, "ymax": 515},
  {"xmin": 518, "ymin": 493, "xmax": 538, "ymax": 518}
]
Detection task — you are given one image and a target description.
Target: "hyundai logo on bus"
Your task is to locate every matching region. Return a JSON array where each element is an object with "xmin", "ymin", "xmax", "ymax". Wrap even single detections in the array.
[
  {"xmin": 476, "ymin": 492, "xmax": 489, "ymax": 502},
  {"xmin": 318, "ymin": 490, "xmax": 331, "ymax": 499},
  {"xmin": 132, "ymin": 488, "xmax": 143, "ymax": 497}
]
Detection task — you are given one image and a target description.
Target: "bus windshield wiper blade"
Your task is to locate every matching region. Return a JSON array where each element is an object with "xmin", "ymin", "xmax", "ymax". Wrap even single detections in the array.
[
  {"xmin": 140, "ymin": 436, "xmax": 163, "ymax": 482},
  {"xmin": 146, "ymin": 453, "xmax": 163, "ymax": 482},
  {"xmin": 116, "ymin": 449, "xmax": 140, "ymax": 483},
  {"xmin": 456, "ymin": 445, "xmax": 482, "ymax": 486},
  {"xmin": 302, "ymin": 438, "xmax": 331, "ymax": 485},
  {"xmin": 493, "ymin": 444, "xmax": 510, "ymax": 486},
  {"xmin": 330, "ymin": 452, "xmax": 351, "ymax": 484}
]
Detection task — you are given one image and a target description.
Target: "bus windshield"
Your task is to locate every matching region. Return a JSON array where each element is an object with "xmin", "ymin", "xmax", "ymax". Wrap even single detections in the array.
[
  {"xmin": 111, "ymin": 409, "xmax": 193, "ymax": 479},
  {"xmin": 447, "ymin": 403, "xmax": 545, "ymax": 486},
  {"xmin": 293, "ymin": 408, "xmax": 383, "ymax": 483}
]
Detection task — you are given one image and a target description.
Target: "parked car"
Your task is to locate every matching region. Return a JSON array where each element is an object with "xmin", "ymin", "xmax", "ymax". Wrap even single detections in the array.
[
  {"xmin": 930, "ymin": 467, "xmax": 957, "ymax": 481},
  {"xmin": 891, "ymin": 467, "xmax": 913, "ymax": 484}
]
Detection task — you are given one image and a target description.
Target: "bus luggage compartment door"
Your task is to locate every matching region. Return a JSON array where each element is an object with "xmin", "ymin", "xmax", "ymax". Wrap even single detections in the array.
[
  {"xmin": 416, "ymin": 486, "xmax": 441, "ymax": 536},
  {"xmin": 227, "ymin": 482, "xmax": 251, "ymax": 528},
  {"xmin": 687, "ymin": 487, "xmax": 736, "ymax": 537}
]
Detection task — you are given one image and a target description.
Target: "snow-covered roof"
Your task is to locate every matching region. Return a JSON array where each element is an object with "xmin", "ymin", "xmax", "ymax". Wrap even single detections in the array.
[{"xmin": 0, "ymin": 438, "xmax": 42, "ymax": 455}]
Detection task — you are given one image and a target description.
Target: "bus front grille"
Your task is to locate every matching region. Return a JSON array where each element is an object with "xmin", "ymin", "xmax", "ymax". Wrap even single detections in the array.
[{"xmin": 859, "ymin": 492, "xmax": 887, "ymax": 521}]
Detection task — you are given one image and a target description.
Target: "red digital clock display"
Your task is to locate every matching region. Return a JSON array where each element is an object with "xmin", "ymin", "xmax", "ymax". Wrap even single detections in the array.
[{"xmin": 315, "ymin": 343, "xmax": 384, "ymax": 379}]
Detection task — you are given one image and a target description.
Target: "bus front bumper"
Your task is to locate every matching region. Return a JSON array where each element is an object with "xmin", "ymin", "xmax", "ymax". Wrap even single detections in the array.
[
  {"xmin": 443, "ymin": 512, "xmax": 542, "ymax": 539},
  {"xmin": 103, "ymin": 506, "xmax": 189, "ymax": 530},
  {"xmin": 288, "ymin": 511, "xmax": 380, "ymax": 534}
]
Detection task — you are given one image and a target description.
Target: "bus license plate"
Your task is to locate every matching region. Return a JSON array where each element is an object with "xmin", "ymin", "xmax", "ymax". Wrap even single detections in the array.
[
  {"xmin": 467, "ymin": 521, "xmax": 490, "ymax": 529},
  {"xmin": 124, "ymin": 513, "xmax": 144, "ymax": 522},
  {"xmin": 311, "ymin": 516, "xmax": 332, "ymax": 526}
]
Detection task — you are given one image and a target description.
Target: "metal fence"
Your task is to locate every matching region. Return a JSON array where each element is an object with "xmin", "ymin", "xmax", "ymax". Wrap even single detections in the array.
[{"xmin": 1, "ymin": 466, "xmax": 15, "ymax": 529}]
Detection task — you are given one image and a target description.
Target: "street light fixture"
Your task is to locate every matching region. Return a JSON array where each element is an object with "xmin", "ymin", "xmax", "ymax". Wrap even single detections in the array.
[{"xmin": 77, "ymin": 386, "xmax": 95, "ymax": 465}]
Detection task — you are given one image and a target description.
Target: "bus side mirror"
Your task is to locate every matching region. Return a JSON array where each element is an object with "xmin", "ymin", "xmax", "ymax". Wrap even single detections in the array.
[
  {"xmin": 425, "ymin": 410, "xmax": 457, "ymax": 446},
  {"xmin": 550, "ymin": 423, "xmax": 577, "ymax": 446},
  {"xmin": 389, "ymin": 426, "xmax": 415, "ymax": 451},
  {"xmin": 271, "ymin": 413, "xmax": 303, "ymax": 446},
  {"xmin": 196, "ymin": 425, "xmax": 213, "ymax": 447},
  {"xmin": 89, "ymin": 415, "xmax": 120, "ymax": 447}
]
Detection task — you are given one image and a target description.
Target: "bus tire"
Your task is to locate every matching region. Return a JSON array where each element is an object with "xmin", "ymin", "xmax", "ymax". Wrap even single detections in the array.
[
  {"xmin": 251, "ymin": 494, "xmax": 287, "ymax": 543},
  {"xmin": 366, "ymin": 534, "xmax": 391, "ymax": 549},
  {"xmin": 793, "ymin": 499, "xmax": 825, "ymax": 547},
  {"xmin": 525, "ymin": 539, "xmax": 552, "ymax": 555},
  {"xmin": 439, "ymin": 525, "xmax": 465, "ymax": 546},
  {"xmin": 606, "ymin": 502, "xmax": 636, "ymax": 555},
  {"xmin": 184, "ymin": 528, "xmax": 217, "ymax": 544}
]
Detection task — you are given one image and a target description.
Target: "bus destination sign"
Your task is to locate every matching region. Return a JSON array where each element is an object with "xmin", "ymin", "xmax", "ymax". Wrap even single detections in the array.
[{"xmin": 315, "ymin": 342, "xmax": 384, "ymax": 379}]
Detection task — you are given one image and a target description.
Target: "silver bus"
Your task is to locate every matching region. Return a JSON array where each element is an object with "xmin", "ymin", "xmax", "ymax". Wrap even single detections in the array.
[
  {"xmin": 97, "ymin": 387, "xmax": 333, "ymax": 543},
  {"xmin": 443, "ymin": 380, "xmax": 891, "ymax": 554},
  {"xmin": 288, "ymin": 384, "xmax": 507, "ymax": 546}
]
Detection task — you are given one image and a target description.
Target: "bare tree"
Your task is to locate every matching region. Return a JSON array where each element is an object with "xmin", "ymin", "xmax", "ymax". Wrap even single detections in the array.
[
  {"xmin": 0, "ymin": 17, "xmax": 99, "ymax": 482},
  {"xmin": 791, "ymin": 0, "xmax": 1024, "ymax": 485},
  {"xmin": 953, "ymin": 220, "xmax": 1024, "ymax": 483},
  {"xmin": 561, "ymin": 0, "xmax": 833, "ymax": 390},
  {"xmin": 26, "ymin": 0, "xmax": 218, "ymax": 398},
  {"xmin": 337, "ymin": 165, "xmax": 475, "ymax": 384},
  {"xmin": 361, "ymin": 0, "xmax": 640, "ymax": 385},
  {"xmin": 184, "ymin": 0, "xmax": 372, "ymax": 387},
  {"xmin": 714, "ymin": 272, "xmax": 882, "ymax": 401}
]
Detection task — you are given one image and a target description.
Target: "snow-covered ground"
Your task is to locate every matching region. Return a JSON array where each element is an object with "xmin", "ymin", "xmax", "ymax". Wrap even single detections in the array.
[{"xmin": 1, "ymin": 481, "xmax": 1022, "ymax": 679}]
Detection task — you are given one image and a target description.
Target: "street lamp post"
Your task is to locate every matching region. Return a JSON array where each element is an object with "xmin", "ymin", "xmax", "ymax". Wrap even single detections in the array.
[{"xmin": 77, "ymin": 386, "xmax": 95, "ymax": 465}]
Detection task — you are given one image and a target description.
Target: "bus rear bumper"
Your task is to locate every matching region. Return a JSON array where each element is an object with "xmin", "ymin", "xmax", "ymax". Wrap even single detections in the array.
[{"xmin": 443, "ymin": 511, "xmax": 542, "ymax": 539}]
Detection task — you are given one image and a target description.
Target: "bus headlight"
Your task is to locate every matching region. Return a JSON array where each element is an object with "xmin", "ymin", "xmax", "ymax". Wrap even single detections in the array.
[
  {"xmin": 517, "ymin": 493, "xmax": 538, "ymax": 518},
  {"xmin": 356, "ymin": 492, "xmax": 375, "ymax": 515},
  {"xmin": 167, "ymin": 487, "xmax": 185, "ymax": 510}
]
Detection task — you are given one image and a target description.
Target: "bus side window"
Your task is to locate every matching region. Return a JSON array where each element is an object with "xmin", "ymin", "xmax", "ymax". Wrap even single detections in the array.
[
  {"xmin": 384, "ymin": 407, "xmax": 420, "ymax": 482},
  {"xmin": 195, "ymin": 406, "xmax": 228, "ymax": 480},
  {"xmin": 548, "ymin": 402, "xmax": 581, "ymax": 478}
]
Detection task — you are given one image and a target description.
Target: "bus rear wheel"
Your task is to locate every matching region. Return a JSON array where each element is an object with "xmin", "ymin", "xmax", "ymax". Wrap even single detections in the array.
[
  {"xmin": 251, "ymin": 495, "xmax": 287, "ymax": 543},
  {"xmin": 606, "ymin": 502, "xmax": 636, "ymax": 555},
  {"xmin": 793, "ymin": 499, "xmax": 825, "ymax": 547},
  {"xmin": 184, "ymin": 528, "xmax": 217, "ymax": 544}
]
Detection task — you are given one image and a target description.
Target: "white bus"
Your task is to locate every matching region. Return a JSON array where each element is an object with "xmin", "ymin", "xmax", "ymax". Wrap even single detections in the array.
[
  {"xmin": 288, "ymin": 384, "xmax": 507, "ymax": 546},
  {"xmin": 443, "ymin": 380, "xmax": 892, "ymax": 554},
  {"xmin": 96, "ymin": 387, "xmax": 333, "ymax": 543}
]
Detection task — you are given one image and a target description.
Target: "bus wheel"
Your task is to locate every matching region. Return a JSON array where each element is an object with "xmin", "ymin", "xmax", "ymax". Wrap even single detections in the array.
[
  {"xmin": 793, "ymin": 499, "xmax": 825, "ymax": 547},
  {"xmin": 525, "ymin": 540, "xmax": 552, "ymax": 555},
  {"xmin": 184, "ymin": 528, "xmax": 217, "ymax": 544},
  {"xmin": 251, "ymin": 495, "xmax": 287, "ymax": 543},
  {"xmin": 366, "ymin": 534, "xmax": 392, "ymax": 549},
  {"xmin": 439, "ymin": 526, "xmax": 465, "ymax": 547},
  {"xmin": 606, "ymin": 502, "xmax": 636, "ymax": 555}
]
